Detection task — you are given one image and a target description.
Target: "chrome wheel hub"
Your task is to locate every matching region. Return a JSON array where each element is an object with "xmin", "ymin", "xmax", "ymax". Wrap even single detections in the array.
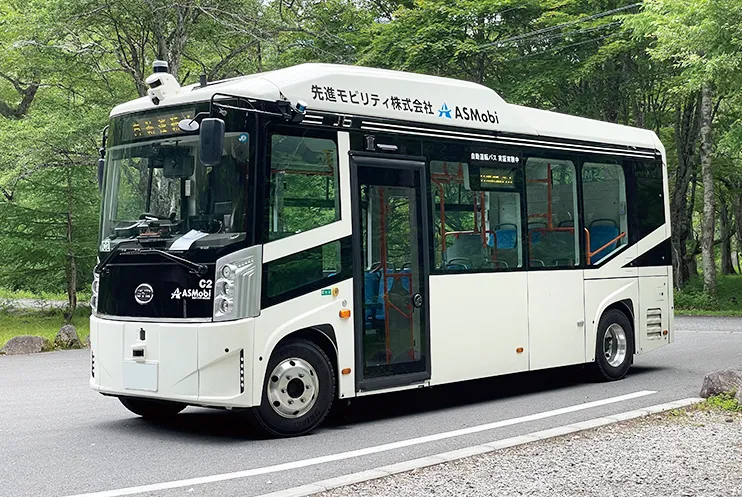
[
  {"xmin": 267, "ymin": 358, "xmax": 319, "ymax": 418},
  {"xmin": 604, "ymin": 323, "xmax": 628, "ymax": 368}
]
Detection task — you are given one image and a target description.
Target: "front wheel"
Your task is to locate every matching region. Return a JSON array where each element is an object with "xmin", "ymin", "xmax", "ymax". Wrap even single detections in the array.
[
  {"xmin": 247, "ymin": 339, "xmax": 335, "ymax": 438},
  {"xmin": 119, "ymin": 396, "xmax": 187, "ymax": 419},
  {"xmin": 592, "ymin": 309, "xmax": 634, "ymax": 381}
]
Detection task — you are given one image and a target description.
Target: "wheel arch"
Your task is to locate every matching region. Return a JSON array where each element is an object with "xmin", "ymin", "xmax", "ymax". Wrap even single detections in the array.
[
  {"xmin": 276, "ymin": 325, "xmax": 339, "ymax": 376},
  {"xmin": 585, "ymin": 278, "xmax": 639, "ymax": 363},
  {"xmin": 255, "ymin": 325, "xmax": 340, "ymax": 405},
  {"xmin": 603, "ymin": 299, "xmax": 635, "ymax": 356}
]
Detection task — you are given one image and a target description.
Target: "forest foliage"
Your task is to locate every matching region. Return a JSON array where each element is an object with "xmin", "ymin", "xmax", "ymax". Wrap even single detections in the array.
[{"xmin": 2, "ymin": 0, "xmax": 742, "ymax": 314}]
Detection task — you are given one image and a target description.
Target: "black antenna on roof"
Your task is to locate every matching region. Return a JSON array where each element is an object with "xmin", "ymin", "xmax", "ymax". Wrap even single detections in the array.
[{"xmin": 199, "ymin": 74, "xmax": 207, "ymax": 88}]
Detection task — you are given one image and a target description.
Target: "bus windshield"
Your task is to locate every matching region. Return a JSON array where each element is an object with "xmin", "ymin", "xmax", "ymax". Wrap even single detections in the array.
[{"xmin": 99, "ymin": 132, "xmax": 250, "ymax": 251}]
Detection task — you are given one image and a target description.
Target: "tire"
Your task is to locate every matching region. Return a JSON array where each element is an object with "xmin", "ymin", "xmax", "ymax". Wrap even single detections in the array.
[
  {"xmin": 119, "ymin": 396, "xmax": 187, "ymax": 419},
  {"xmin": 593, "ymin": 309, "xmax": 634, "ymax": 381},
  {"xmin": 247, "ymin": 339, "xmax": 336, "ymax": 438}
]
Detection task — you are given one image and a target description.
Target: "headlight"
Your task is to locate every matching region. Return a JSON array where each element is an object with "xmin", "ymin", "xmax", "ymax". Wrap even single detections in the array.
[
  {"xmin": 221, "ymin": 264, "xmax": 235, "ymax": 279},
  {"xmin": 217, "ymin": 279, "xmax": 234, "ymax": 297},
  {"xmin": 220, "ymin": 298, "xmax": 234, "ymax": 314},
  {"xmin": 91, "ymin": 264, "xmax": 100, "ymax": 314}
]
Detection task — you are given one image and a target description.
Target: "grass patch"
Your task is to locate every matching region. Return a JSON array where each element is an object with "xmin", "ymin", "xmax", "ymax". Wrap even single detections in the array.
[
  {"xmin": 698, "ymin": 392, "xmax": 742, "ymax": 413},
  {"xmin": 0, "ymin": 307, "xmax": 90, "ymax": 349},
  {"xmin": 665, "ymin": 407, "xmax": 689, "ymax": 418},
  {"xmin": 0, "ymin": 287, "xmax": 91, "ymax": 302},
  {"xmin": 674, "ymin": 274, "xmax": 742, "ymax": 316}
]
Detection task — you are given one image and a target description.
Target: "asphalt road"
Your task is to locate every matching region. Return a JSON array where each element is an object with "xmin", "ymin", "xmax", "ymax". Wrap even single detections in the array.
[{"xmin": 1, "ymin": 316, "xmax": 740, "ymax": 497}]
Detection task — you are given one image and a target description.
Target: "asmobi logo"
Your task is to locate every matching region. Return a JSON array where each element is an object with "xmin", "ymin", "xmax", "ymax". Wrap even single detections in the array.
[
  {"xmin": 455, "ymin": 106, "xmax": 499, "ymax": 124},
  {"xmin": 437, "ymin": 103, "xmax": 499, "ymax": 124}
]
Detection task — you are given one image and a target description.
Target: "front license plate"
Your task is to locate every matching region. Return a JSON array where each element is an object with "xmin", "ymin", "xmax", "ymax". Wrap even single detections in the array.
[{"xmin": 123, "ymin": 361, "xmax": 158, "ymax": 392}]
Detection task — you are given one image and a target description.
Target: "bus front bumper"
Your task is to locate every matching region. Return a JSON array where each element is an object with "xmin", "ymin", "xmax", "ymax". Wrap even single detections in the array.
[{"xmin": 89, "ymin": 315, "xmax": 256, "ymax": 408}]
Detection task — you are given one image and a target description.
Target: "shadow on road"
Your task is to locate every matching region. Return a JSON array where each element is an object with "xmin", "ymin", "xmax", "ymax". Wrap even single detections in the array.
[
  {"xmin": 95, "ymin": 361, "xmax": 663, "ymax": 441},
  {"xmin": 324, "ymin": 362, "xmax": 660, "ymax": 429}
]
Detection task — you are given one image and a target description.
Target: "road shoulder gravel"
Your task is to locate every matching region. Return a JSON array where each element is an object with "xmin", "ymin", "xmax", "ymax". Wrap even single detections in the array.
[{"xmin": 314, "ymin": 406, "xmax": 742, "ymax": 497}]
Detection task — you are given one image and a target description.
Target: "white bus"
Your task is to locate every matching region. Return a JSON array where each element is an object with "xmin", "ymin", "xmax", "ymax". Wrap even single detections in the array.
[{"xmin": 90, "ymin": 62, "xmax": 673, "ymax": 437}]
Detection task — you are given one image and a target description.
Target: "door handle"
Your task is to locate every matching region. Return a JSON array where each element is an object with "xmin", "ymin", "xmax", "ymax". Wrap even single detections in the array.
[{"xmin": 412, "ymin": 293, "xmax": 423, "ymax": 308}]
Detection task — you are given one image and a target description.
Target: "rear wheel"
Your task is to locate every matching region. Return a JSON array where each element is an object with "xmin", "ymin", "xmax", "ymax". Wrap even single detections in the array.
[
  {"xmin": 247, "ymin": 339, "xmax": 335, "ymax": 438},
  {"xmin": 119, "ymin": 397, "xmax": 186, "ymax": 419},
  {"xmin": 593, "ymin": 309, "xmax": 634, "ymax": 381}
]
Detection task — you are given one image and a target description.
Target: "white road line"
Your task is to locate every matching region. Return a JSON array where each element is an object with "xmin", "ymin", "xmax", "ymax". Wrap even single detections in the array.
[
  {"xmin": 257, "ymin": 397, "xmax": 703, "ymax": 497},
  {"xmin": 63, "ymin": 390, "xmax": 656, "ymax": 497},
  {"xmin": 676, "ymin": 330, "xmax": 740, "ymax": 334}
]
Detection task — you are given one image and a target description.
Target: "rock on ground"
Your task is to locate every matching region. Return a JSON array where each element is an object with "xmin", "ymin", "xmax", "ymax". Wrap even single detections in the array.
[
  {"xmin": 0, "ymin": 335, "xmax": 52, "ymax": 355},
  {"xmin": 55, "ymin": 324, "xmax": 82, "ymax": 349},
  {"xmin": 700, "ymin": 369, "xmax": 742, "ymax": 397}
]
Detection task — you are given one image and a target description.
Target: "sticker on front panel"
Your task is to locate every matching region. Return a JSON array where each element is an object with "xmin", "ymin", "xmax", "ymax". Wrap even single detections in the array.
[{"xmin": 123, "ymin": 360, "xmax": 158, "ymax": 392}]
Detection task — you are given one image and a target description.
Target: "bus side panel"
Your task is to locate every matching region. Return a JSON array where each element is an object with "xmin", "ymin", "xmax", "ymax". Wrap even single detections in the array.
[
  {"xmin": 252, "ymin": 278, "xmax": 355, "ymax": 406},
  {"xmin": 667, "ymin": 266, "xmax": 675, "ymax": 343},
  {"xmin": 428, "ymin": 273, "xmax": 529, "ymax": 385},
  {"xmin": 528, "ymin": 270, "xmax": 586, "ymax": 370},
  {"xmin": 583, "ymin": 278, "xmax": 639, "ymax": 363},
  {"xmin": 636, "ymin": 272, "xmax": 671, "ymax": 354}
]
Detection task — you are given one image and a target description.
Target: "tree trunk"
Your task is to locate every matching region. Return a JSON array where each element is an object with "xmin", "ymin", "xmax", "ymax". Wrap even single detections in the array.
[
  {"xmin": 65, "ymin": 164, "xmax": 77, "ymax": 322},
  {"xmin": 734, "ymin": 194, "xmax": 742, "ymax": 253},
  {"xmin": 688, "ymin": 255, "xmax": 698, "ymax": 277},
  {"xmin": 686, "ymin": 174, "xmax": 700, "ymax": 279},
  {"xmin": 670, "ymin": 93, "xmax": 701, "ymax": 289},
  {"xmin": 732, "ymin": 193, "xmax": 742, "ymax": 273},
  {"xmin": 700, "ymin": 83, "xmax": 716, "ymax": 295},
  {"xmin": 720, "ymin": 193, "xmax": 735, "ymax": 274}
]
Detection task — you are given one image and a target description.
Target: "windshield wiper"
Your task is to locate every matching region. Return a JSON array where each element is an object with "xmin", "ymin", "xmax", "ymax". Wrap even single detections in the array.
[
  {"xmin": 95, "ymin": 243, "xmax": 121, "ymax": 275},
  {"xmin": 140, "ymin": 249, "xmax": 208, "ymax": 276},
  {"xmin": 95, "ymin": 245, "xmax": 207, "ymax": 276}
]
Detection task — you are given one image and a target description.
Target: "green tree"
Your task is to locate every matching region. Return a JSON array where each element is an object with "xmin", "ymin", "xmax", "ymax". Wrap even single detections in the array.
[
  {"xmin": 361, "ymin": 0, "xmax": 544, "ymax": 86},
  {"xmin": 0, "ymin": 111, "xmax": 99, "ymax": 316},
  {"xmin": 628, "ymin": 0, "xmax": 742, "ymax": 295}
]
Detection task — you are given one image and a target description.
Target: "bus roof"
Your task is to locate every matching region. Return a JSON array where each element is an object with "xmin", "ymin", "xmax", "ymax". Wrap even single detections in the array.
[{"xmin": 111, "ymin": 63, "xmax": 663, "ymax": 153}]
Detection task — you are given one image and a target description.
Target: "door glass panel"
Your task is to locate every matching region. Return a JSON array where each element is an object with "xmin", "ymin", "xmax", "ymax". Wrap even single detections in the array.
[{"xmin": 360, "ymin": 171, "xmax": 426, "ymax": 379}]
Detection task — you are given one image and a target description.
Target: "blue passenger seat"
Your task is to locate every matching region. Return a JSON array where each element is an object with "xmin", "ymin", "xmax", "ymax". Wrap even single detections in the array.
[
  {"xmin": 589, "ymin": 220, "xmax": 620, "ymax": 262},
  {"xmin": 490, "ymin": 223, "xmax": 518, "ymax": 250}
]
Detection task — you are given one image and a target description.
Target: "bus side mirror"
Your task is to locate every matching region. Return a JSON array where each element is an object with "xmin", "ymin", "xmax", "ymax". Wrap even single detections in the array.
[
  {"xmin": 199, "ymin": 118, "xmax": 225, "ymax": 166},
  {"xmin": 97, "ymin": 158, "xmax": 105, "ymax": 192}
]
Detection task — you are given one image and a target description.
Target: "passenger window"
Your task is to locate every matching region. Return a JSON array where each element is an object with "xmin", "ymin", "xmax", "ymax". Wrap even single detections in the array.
[
  {"xmin": 525, "ymin": 158, "xmax": 579, "ymax": 267},
  {"xmin": 267, "ymin": 132, "xmax": 339, "ymax": 241},
  {"xmin": 633, "ymin": 161, "xmax": 665, "ymax": 238},
  {"xmin": 430, "ymin": 151, "xmax": 524, "ymax": 271},
  {"xmin": 264, "ymin": 239, "xmax": 350, "ymax": 301},
  {"xmin": 582, "ymin": 162, "xmax": 628, "ymax": 264}
]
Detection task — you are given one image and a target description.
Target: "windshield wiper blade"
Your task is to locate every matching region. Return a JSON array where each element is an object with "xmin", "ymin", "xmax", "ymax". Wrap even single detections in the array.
[{"xmin": 140, "ymin": 249, "xmax": 208, "ymax": 276}]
